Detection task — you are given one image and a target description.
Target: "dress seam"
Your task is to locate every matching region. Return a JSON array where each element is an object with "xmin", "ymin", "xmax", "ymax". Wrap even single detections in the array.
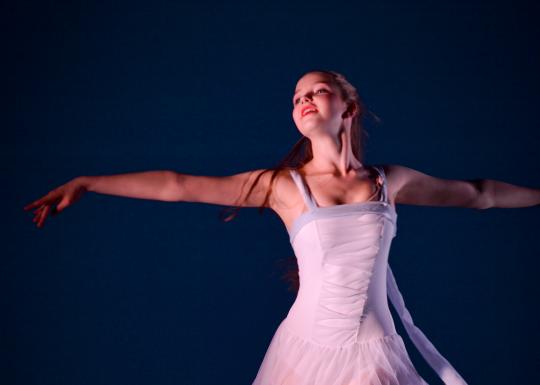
[
  {"xmin": 282, "ymin": 320, "xmax": 401, "ymax": 350},
  {"xmin": 312, "ymin": 218, "xmax": 325, "ymax": 344}
]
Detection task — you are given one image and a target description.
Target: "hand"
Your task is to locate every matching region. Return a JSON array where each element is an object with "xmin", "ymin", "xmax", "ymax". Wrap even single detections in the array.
[{"xmin": 23, "ymin": 177, "xmax": 88, "ymax": 228}]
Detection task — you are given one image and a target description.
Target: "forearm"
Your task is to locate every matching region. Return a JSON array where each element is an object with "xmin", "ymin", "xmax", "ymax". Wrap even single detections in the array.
[
  {"xmin": 78, "ymin": 170, "xmax": 181, "ymax": 202},
  {"xmin": 481, "ymin": 179, "xmax": 540, "ymax": 208}
]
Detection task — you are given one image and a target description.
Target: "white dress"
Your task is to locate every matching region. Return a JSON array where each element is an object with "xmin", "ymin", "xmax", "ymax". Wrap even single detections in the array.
[{"xmin": 252, "ymin": 165, "xmax": 468, "ymax": 385}]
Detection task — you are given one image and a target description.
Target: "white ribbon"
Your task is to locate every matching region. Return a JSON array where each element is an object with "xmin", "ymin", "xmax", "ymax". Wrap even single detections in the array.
[{"xmin": 387, "ymin": 264, "xmax": 468, "ymax": 385}]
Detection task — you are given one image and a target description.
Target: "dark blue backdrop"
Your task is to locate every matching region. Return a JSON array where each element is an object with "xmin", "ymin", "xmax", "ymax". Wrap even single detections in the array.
[{"xmin": 5, "ymin": 1, "xmax": 539, "ymax": 384}]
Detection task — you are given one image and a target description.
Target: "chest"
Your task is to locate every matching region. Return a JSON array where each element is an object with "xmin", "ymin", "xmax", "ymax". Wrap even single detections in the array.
[
  {"xmin": 276, "ymin": 170, "xmax": 384, "ymax": 233},
  {"xmin": 302, "ymin": 174, "xmax": 383, "ymax": 207}
]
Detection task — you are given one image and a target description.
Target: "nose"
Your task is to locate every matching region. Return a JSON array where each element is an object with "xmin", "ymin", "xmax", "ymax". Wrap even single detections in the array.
[{"xmin": 300, "ymin": 94, "xmax": 312, "ymax": 104}]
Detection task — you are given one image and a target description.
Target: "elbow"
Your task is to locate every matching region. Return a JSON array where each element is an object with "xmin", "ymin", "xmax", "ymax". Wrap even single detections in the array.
[
  {"xmin": 161, "ymin": 171, "xmax": 186, "ymax": 202},
  {"xmin": 472, "ymin": 179, "xmax": 495, "ymax": 210}
]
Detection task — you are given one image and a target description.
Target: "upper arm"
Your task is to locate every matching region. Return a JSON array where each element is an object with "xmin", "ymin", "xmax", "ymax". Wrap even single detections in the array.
[
  {"xmin": 172, "ymin": 168, "xmax": 277, "ymax": 207},
  {"xmin": 385, "ymin": 164, "xmax": 486, "ymax": 209}
]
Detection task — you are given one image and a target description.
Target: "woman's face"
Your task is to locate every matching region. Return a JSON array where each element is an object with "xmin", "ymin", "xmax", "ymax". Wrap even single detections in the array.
[{"xmin": 292, "ymin": 72, "xmax": 348, "ymax": 137}]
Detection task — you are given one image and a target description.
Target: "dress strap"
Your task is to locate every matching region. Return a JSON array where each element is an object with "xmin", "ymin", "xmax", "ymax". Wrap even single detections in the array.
[
  {"xmin": 289, "ymin": 169, "xmax": 318, "ymax": 210},
  {"xmin": 370, "ymin": 165, "xmax": 388, "ymax": 203},
  {"xmin": 387, "ymin": 264, "xmax": 469, "ymax": 385}
]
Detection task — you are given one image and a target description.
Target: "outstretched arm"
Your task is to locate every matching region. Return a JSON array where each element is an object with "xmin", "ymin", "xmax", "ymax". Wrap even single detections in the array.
[
  {"xmin": 24, "ymin": 168, "xmax": 275, "ymax": 228},
  {"xmin": 386, "ymin": 164, "xmax": 540, "ymax": 209}
]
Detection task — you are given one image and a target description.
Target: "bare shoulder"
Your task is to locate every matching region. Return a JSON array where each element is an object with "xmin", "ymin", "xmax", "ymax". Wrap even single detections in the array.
[
  {"xmin": 378, "ymin": 164, "xmax": 411, "ymax": 205},
  {"xmin": 380, "ymin": 163, "xmax": 482, "ymax": 208},
  {"xmin": 267, "ymin": 168, "xmax": 305, "ymax": 211},
  {"xmin": 265, "ymin": 168, "xmax": 311, "ymax": 229}
]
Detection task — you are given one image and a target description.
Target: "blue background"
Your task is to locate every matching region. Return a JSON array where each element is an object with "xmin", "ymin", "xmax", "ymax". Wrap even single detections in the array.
[{"xmin": 5, "ymin": 0, "xmax": 539, "ymax": 384}]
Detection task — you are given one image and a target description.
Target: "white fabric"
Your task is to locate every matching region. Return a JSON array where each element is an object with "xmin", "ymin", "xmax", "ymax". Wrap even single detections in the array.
[
  {"xmin": 387, "ymin": 266, "xmax": 467, "ymax": 385},
  {"xmin": 252, "ymin": 166, "xmax": 468, "ymax": 385}
]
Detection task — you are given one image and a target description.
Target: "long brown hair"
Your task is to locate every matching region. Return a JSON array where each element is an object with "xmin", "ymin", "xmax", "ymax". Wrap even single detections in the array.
[{"xmin": 219, "ymin": 69, "xmax": 375, "ymax": 293}]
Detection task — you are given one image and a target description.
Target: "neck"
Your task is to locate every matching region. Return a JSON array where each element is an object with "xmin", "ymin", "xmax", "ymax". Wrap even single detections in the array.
[{"xmin": 304, "ymin": 129, "xmax": 363, "ymax": 176}]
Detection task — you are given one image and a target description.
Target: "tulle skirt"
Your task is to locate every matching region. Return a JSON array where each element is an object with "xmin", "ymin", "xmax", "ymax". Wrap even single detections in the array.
[{"xmin": 252, "ymin": 319, "xmax": 429, "ymax": 385}]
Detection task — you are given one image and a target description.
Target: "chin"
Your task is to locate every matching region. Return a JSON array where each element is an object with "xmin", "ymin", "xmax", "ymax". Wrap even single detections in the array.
[{"xmin": 300, "ymin": 124, "xmax": 330, "ymax": 138}]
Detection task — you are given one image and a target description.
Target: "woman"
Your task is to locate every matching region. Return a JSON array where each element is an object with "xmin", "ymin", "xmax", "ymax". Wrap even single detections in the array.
[{"xmin": 24, "ymin": 70, "xmax": 539, "ymax": 385}]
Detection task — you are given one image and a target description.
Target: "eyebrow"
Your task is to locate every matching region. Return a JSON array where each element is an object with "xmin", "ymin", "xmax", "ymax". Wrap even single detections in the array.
[{"xmin": 294, "ymin": 82, "xmax": 331, "ymax": 97}]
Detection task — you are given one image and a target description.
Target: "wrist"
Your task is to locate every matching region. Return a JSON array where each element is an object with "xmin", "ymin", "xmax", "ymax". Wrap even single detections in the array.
[{"xmin": 74, "ymin": 176, "xmax": 93, "ymax": 191}]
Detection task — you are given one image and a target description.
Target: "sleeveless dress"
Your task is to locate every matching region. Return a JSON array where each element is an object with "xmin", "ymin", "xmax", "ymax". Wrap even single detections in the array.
[{"xmin": 252, "ymin": 165, "xmax": 468, "ymax": 385}]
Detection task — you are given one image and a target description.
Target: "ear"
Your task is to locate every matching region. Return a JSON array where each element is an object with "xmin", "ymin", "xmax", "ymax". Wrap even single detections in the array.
[{"xmin": 342, "ymin": 102, "xmax": 357, "ymax": 119}]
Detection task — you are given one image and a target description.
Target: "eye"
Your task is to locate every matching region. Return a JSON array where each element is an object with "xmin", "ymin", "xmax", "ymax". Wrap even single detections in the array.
[
  {"xmin": 293, "ymin": 88, "xmax": 330, "ymax": 106},
  {"xmin": 315, "ymin": 88, "xmax": 329, "ymax": 95}
]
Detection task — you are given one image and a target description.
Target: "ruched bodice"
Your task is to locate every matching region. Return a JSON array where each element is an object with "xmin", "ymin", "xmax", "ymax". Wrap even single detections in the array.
[
  {"xmin": 285, "ymin": 171, "xmax": 399, "ymax": 346},
  {"xmin": 252, "ymin": 165, "xmax": 468, "ymax": 385}
]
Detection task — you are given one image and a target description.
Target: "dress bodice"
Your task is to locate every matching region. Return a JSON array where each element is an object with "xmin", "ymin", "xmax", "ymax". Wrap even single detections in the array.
[{"xmin": 285, "ymin": 166, "xmax": 398, "ymax": 346}]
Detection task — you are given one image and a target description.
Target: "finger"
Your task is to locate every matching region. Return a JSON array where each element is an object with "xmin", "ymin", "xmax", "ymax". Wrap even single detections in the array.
[
  {"xmin": 24, "ymin": 201, "xmax": 39, "ymax": 211},
  {"xmin": 35, "ymin": 208, "xmax": 44, "ymax": 226},
  {"xmin": 56, "ymin": 199, "xmax": 67, "ymax": 213},
  {"xmin": 32, "ymin": 207, "xmax": 44, "ymax": 223},
  {"xmin": 38, "ymin": 206, "xmax": 51, "ymax": 228},
  {"xmin": 37, "ymin": 212, "xmax": 45, "ymax": 228},
  {"xmin": 40, "ymin": 206, "xmax": 51, "ymax": 227},
  {"xmin": 25, "ymin": 197, "xmax": 48, "ymax": 211}
]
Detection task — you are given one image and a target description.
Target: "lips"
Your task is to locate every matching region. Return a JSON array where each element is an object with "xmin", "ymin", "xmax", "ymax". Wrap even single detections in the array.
[{"xmin": 301, "ymin": 105, "xmax": 318, "ymax": 117}]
